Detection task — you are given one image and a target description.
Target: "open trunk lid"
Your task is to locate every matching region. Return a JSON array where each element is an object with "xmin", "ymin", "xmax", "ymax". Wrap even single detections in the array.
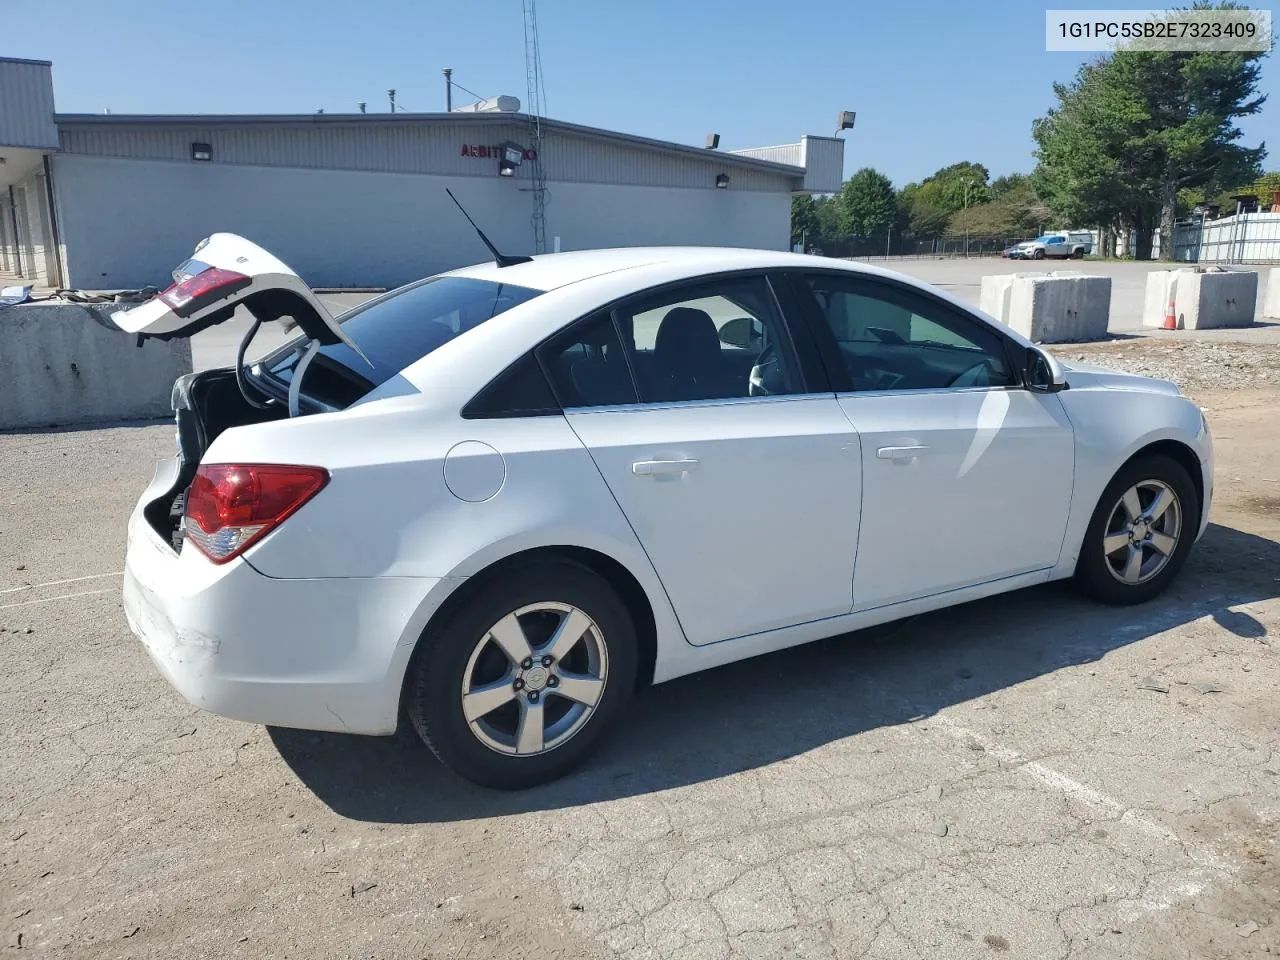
[{"xmin": 110, "ymin": 232, "xmax": 357, "ymax": 351}]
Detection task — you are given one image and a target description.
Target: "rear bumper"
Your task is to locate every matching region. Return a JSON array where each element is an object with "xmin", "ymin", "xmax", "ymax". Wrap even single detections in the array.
[{"xmin": 122, "ymin": 461, "xmax": 459, "ymax": 735}]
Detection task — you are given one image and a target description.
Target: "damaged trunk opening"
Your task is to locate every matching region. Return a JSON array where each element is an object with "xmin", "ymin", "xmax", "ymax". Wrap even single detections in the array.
[
  {"xmin": 119, "ymin": 233, "xmax": 549, "ymax": 555},
  {"xmin": 143, "ymin": 368, "xmax": 289, "ymax": 551}
]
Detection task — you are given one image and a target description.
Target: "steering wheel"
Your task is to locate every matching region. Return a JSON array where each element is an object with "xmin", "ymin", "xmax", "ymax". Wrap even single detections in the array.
[{"xmin": 749, "ymin": 344, "xmax": 780, "ymax": 396}]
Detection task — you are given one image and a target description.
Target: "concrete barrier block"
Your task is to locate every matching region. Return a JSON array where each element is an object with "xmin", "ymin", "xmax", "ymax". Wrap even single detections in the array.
[
  {"xmin": 979, "ymin": 274, "xmax": 1017, "ymax": 324},
  {"xmin": 1144, "ymin": 268, "xmax": 1258, "ymax": 329},
  {"xmin": 982, "ymin": 272, "xmax": 1112, "ymax": 342},
  {"xmin": 1263, "ymin": 267, "xmax": 1280, "ymax": 320},
  {"xmin": 1143, "ymin": 270, "xmax": 1182, "ymax": 327},
  {"xmin": 0, "ymin": 303, "xmax": 191, "ymax": 430}
]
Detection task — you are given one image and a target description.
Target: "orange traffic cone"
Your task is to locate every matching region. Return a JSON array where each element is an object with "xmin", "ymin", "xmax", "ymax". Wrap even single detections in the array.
[{"xmin": 1162, "ymin": 296, "xmax": 1177, "ymax": 330}]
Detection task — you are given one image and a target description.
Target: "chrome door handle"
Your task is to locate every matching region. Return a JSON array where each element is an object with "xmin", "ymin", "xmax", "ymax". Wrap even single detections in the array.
[
  {"xmin": 632, "ymin": 459, "xmax": 699, "ymax": 476},
  {"xmin": 877, "ymin": 445, "xmax": 928, "ymax": 464}
]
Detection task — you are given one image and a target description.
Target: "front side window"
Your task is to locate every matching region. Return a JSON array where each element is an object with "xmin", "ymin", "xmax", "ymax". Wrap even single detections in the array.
[{"xmin": 804, "ymin": 276, "xmax": 1015, "ymax": 392}]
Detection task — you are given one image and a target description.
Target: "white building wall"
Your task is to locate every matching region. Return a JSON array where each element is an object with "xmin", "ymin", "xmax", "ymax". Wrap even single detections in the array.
[
  {"xmin": 543, "ymin": 182, "xmax": 789, "ymax": 254},
  {"xmin": 729, "ymin": 136, "xmax": 845, "ymax": 194},
  {"xmin": 53, "ymin": 155, "xmax": 791, "ymax": 290}
]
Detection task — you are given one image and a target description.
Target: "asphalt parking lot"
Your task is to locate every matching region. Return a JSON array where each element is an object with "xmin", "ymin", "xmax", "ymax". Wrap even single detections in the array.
[{"xmin": 3, "ymin": 258, "xmax": 1279, "ymax": 959}]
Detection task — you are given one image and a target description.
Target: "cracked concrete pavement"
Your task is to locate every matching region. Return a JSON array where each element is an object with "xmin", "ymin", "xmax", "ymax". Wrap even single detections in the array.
[{"xmin": 2, "ymin": 374, "xmax": 1278, "ymax": 958}]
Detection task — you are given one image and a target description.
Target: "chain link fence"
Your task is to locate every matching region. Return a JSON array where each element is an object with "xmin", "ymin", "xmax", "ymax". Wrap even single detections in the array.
[{"xmin": 803, "ymin": 235, "xmax": 1036, "ymax": 260}]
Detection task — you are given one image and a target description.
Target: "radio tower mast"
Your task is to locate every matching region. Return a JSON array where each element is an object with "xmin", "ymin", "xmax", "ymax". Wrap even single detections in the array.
[{"xmin": 523, "ymin": 0, "xmax": 548, "ymax": 254}]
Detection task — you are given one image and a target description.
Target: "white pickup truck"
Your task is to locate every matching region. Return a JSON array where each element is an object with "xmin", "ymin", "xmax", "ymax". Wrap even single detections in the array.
[{"xmin": 1010, "ymin": 232, "xmax": 1093, "ymax": 260}]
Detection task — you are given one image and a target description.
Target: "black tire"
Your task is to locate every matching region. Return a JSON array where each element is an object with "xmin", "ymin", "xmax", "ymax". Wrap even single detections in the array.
[
  {"xmin": 404, "ymin": 558, "xmax": 637, "ymax": 789},
  {"xmin": 1074, "ymin": 454, "xmax": 1200, "ymax": 605},
  {"xmin": 1072, "ymin": 248, "xmax": 1085, "ymax": 259},
  {"xmin": 1033, "ymin": 249, "xmax": 1046, "ymax": 260}
]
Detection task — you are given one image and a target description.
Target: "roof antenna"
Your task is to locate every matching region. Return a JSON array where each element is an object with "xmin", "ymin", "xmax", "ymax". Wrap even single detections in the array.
[{"xmin": 445, "ymin": 188, "xmax": 533, "ymax": 268}]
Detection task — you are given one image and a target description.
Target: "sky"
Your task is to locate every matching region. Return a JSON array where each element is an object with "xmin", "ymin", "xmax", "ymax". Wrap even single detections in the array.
[{"xmin": 4, "ymin": 0, "xmax": 1275, "ymax": 188}]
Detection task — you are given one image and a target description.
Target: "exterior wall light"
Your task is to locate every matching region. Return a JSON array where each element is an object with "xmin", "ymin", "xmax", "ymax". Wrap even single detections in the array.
[
  {"xmin": 715, "ymin": 173, "xmax": 730, "ymax": 189},
  {"xmin": 191, "ymin": 142, "xmax": 212, "ymax": 162},
  {"xmin": 499, "ymin": 143, "xmax": 524, "ymax": 177}
]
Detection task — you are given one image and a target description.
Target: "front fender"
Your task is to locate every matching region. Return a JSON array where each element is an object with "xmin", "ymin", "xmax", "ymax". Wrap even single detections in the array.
[{"xmin": 1053, "ymin": 384, "xmax": 1211, "ymax": 576}]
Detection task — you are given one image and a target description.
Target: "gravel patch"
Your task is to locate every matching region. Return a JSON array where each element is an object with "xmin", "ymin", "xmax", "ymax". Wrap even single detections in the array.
[{"xmin": 1048, "ymin": 338, "xmax": 1280, "ymax": 393}]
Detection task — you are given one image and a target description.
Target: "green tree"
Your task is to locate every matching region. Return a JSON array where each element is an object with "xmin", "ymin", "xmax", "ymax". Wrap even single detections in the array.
[
  {"xmin": 990, "ymin": 173, "xmax": 1030, "ymax": 200},
  {"xmin": 1190, "ymin": 169, "xmax": 1280, "ymax": 211},
  {"xmin": 899, "ymin": 162, "xmax": 991, "ymax": 237},
  {"xmin": 836, "ymin": 167, "xmax": 899, "ymax": 236},
  {"xmin": 948, "ymin": 174, "xmax": 1051, "ymax": 237},
  {"xmin": 790, "ymin": 194, "xmax": 820, "ymax": 246},
  {"xmin": 1033, "ymin": 3, "xmax": 1267, "ymax": 258},
  {"xmin": 813, "ymin": 196, "xmax": 843, "ymax": 241}
]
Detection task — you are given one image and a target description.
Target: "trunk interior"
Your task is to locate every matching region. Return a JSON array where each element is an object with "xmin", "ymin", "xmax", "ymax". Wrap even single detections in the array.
[{"xmin": 143, "ymin": 368, "xmax": 288, "ymax": 551}]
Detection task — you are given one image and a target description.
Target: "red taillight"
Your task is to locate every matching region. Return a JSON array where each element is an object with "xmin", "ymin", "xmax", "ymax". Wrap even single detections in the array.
[
  {"xmin": 183, "ymin": 464, "xmax": 329, "ymax": 564},
  {"xmin": 159, "ymin": 267, "xmax": 251, "ymax": 316}
]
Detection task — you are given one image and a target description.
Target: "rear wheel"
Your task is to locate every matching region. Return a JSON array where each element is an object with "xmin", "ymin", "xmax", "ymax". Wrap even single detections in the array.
[
  {"xmin": 404, "ymin": 559, "xmax": 637, "ymax": 789},
  {"xmin": 1075, "ymin": 455, "xmax": 1199, "ymax": 605}
]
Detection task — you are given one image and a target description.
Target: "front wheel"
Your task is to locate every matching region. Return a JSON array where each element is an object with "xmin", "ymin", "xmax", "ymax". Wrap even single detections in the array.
[
  {"xmin": 404, "ymin": 559, "xmax": 637, "ymax": 789},
  {"xmin": 1033, "ymin": 249, "xmax": 1046, "ymax": 260},
  {"xmin": 1074, "ymin": 454, "xmax": 1199, "ymax": 605}
]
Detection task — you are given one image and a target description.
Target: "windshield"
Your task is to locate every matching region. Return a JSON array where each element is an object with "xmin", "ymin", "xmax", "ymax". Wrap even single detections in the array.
[{"xmin": 255, "ymin": 276, "xmax": 542, "ymax": 409}]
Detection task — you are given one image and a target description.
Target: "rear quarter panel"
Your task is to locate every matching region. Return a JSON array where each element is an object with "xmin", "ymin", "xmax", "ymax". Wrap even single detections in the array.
[
  {"xmin": 1054, "ymin": 383, "xmax": 1211, "ymax": 576},
  {"xmin": 204, "ymin": 398, "xmax": 656, "ymax": 584},
  {"xmin": 202, "ymin": 394, "xmax": 691, "ymax": 684}
]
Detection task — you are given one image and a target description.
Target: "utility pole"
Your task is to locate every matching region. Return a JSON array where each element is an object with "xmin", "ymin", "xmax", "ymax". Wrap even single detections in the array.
[
  {"xmin": 443, "ymin": 68, "xmax": 452, "ymax": 112},
  {"xmin": 962, "ymin": 178, "xmax": 972, "ymax": 258},
  {"xmin": 523, "ymin": 0, "xmax": 548, "ymax": 254},
  {"xmin": 387, "ymin": 88, "xmax": 396, "ymax": 113}
]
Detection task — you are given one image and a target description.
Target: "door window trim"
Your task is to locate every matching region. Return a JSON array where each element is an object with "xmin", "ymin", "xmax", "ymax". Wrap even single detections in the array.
[
  {"xmin": 534, "ymin": 269, "xmax": 834, "ymax": 414},
  {"xmin": 781, "ymin": 269, "xmax": 1031, "ymax": 395}
]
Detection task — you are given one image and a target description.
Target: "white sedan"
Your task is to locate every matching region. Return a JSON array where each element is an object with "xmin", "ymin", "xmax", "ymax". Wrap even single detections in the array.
[{"xmin": 116, "ymin": 234, "xmax": 1213, "ymax": 789}]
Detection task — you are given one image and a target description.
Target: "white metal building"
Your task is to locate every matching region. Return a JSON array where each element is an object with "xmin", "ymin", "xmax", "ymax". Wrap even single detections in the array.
[{"xmin": 1, "ymin": 57, "xmax": 844, "ymax": 290}]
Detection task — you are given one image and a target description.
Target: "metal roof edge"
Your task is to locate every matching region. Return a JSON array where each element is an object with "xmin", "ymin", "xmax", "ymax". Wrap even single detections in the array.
[
  {"xmin": 53, "ymin": 111, "xmax": 807, "ymax": 178},
  {"xmin": 0, "ymin": 56, "xmax": 54, "ymax": 67},
  {"xmin": 537, "ymin": 116, "xmax": 806, "ymax": 176}
]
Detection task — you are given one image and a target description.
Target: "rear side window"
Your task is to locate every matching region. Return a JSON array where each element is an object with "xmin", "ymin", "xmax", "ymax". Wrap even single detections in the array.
[
  {"xmin": 463, "ymin": 353, "xmax": 560, "ymax": 418},
  {"xmin": 259, "ymin": 277, "xmax": 542, "ymax": 408},
  {"xmin": 540, "ymin": 312, "xmax": 639, "ymax": 408}
]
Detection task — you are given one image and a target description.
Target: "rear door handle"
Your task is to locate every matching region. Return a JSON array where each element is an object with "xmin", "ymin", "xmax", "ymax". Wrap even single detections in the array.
[
  {"xmin": 632, "ymin": 459, "xmax": 700, "ymax": 476},
  {"xmin": 876, "ymin": 445, "xmax": 928, "ymax": 463}
]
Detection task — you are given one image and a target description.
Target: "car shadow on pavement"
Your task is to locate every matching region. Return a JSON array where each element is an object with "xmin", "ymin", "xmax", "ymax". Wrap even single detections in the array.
[{"xmin": 269, "ymin": 521, "xmax": 1279, "ymax": 823}]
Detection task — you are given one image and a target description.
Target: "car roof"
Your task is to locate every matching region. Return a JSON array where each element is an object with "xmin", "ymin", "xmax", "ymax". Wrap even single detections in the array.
[
  {"xmin": 377, "ymin": 244, "xmax": 1039, "ymax": 408},
  {"xmin": 443, "ymin": 246, "xmax": 879, "ymax": 293},
  {"xmin": 438, "ymin": 244, "xmax": 1032, "ymax": 348}
]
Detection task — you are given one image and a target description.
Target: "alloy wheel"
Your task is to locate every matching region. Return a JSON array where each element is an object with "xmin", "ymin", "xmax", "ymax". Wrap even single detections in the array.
[
  {"xmin": 459, "ymin": 602, "xmax": 609, "ymax": 756},
  {"xmin": 1102, "ymin": 479, "xmax": 1182, "ymax": 586}
]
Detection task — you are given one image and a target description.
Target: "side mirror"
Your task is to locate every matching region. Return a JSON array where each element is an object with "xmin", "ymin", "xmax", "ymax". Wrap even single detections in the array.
[
  {"xmin": 1026, "ymin": 347, "xmax": 1067, "ymax": 393},
  {"xmin": 718, "ymin": 316, "xmax": 762, "ymax": 350}
]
